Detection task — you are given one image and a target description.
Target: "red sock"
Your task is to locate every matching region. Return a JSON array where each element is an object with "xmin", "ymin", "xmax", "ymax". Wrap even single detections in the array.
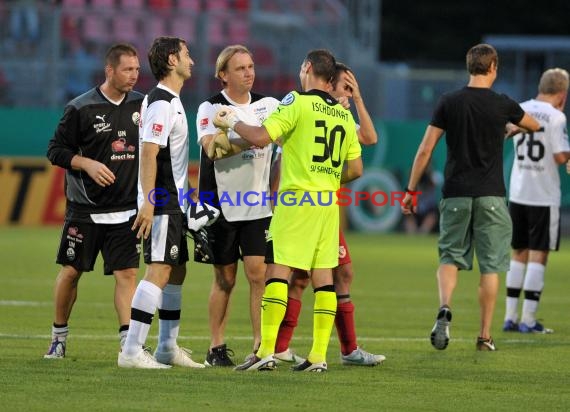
[
  {"xmin": 335, "ymin": 301, "xmax": 357, "ymax": 355},
  {"xmin": 274, "ymin": 297, "xmax": 302, "ymax": 353}
]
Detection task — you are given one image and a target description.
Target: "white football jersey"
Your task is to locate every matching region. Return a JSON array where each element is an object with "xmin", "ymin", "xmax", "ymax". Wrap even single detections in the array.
[
  {"xmin": 509, "ymin": 99, "xmax": 569, "ymax": 206},
  {"xmin": 138, "ymin": 84, "xmax": 189, "ymax": 214},
  {"xmin": 196, "ymin": 91, "xmax": 279, "ymax": 221}
]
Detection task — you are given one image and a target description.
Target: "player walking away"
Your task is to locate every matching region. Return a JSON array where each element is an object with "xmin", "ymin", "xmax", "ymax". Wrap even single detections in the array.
[
  {"xmin": 274, "ymin": 62, "xmax": 385, "ymax": 366},
  {"xmin": 401, "ymin": 44, "xmax": 539, "ymax": 351},
  {"xmin": 195, "ymin": 45, "xmax": 279, "ymax": 367},
  {"xmin": 213, "ymin": 49, "xmax": 363, "ymax": 372},
  {"xmin": 504, "ymin": 68, "xmax": 570, "ymax": 334},
  {"xmin": 44, "ymin": 43, "xmax": 142, "ymax": 359},
  {"xmin": 118, "ymin": 37, "xmax": 203, "ymax": 369}
]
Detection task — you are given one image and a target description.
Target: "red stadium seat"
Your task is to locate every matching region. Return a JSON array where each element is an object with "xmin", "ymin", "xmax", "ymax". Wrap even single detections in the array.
[
  {"xmin": 118, "ymin": 0, "xmax": 145, "ymax": 8},
  {"xmin": 146, "ymin": 18, "xmax": 167, "ymax": 43},
  {"xmin": 233, "ymin": 0, "xmax": 249, "ymax": 10},
  {"xmin": 177, "ymin": 0, "xmax": 201, "ymax": 12},
  {"xmin": 82, "ymin": 15, "xmax": 111, "ymax": 43},
  {"xmin": 228, "ymin": 19, "xmax": 249, "ymax": 43},
  {"xmin": 91, "ymin": 0, "xmax": 116, "ymax": 7},
  {"xmin": 170, "ymin": 16, "xmax": 196, "ymax": 43},
  {"xmin": 206, "ymin": 19, "xmax": 226, "ymax": 45},
  {"xmin": 112, "ymin": 15, "xmax": 139, "ymax": 44},
  {"xmin": 205, "ymin": 0, "xmax": 229, "ymax": 10}
]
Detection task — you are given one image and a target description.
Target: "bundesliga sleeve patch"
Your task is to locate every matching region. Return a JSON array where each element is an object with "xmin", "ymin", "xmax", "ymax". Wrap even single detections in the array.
[
  {"xmin": 152, "ymin": 123, "xmax": 163, "ymax": 137},
  {"xmin": 199, "ymin": 118, "xmax": 209, "ymax": 130},
  {"xmin": 280, "ymin": 92, "xmax": 295, "ymax": 106}
]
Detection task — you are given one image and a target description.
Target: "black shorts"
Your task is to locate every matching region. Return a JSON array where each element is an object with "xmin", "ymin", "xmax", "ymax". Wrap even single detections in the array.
[
  {"xmin": 196, "ymin": 215, "xmax": 270, "ymax": 265},
  {"xmin": 510, "ymin": 201, "xmax": 560, "ymax": 251},
  {"xmin": 143, "ymin": 213, "xmax": 189, "ymax": 265},
  {"xmin": 56, "ymin": 216, "xmax": 141, "ymax": 275}
]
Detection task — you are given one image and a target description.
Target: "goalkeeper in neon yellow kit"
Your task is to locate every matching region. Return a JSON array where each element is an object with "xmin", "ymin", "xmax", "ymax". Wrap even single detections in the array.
[{"xmin": 213, "ymin": 49, "xmax": 363, "ymax": 372}]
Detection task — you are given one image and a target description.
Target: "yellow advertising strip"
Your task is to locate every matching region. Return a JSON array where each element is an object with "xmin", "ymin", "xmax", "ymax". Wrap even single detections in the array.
[{"xmin": 0, "ymin": 158, "xmax": 201, "ymax": 226}]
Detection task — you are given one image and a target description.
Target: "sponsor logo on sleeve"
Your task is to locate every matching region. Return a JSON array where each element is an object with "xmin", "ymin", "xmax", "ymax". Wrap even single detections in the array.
[
  {"xmin": 199, "ymin": 118, "xmax": 209, "ymax": 130},
  {"xmin": 152, "ymin": 123, "xmax": 163, "ymax": 137},
  {"xmin": 280, "ymin": 92, "xmax": 295, "ymax": 106}
]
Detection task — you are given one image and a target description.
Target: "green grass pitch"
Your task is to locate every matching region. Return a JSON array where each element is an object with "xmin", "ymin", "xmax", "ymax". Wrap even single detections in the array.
[{"xmin": 1, "ymin": 227, "xmax": 569, "ymax": 411}]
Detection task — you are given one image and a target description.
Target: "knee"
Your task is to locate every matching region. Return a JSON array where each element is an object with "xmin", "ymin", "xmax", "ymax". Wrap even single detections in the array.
[
  {"xmin": 333, "ymin": 264, "xmax": 354, "ymax": 286},
  {"xmin": 114, "ymin": 268, "xmax": 137, "ymax": 285},
  {"xmin": 58, "ymin": 266, "xmax": 81, "ymax": 285},
  {"xmin": 215, "ymin": 271, "xmax": 236, "ymax": 293}
]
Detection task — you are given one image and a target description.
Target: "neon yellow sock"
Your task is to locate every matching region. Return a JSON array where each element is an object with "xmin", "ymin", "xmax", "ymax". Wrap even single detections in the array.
[
  {"xmin": 257, "ymin": 280, "xmax": 288, "ymax": 358},
  {"xmin": 307, "ymin": 289, "xmax": 337, "ymax": 364}
]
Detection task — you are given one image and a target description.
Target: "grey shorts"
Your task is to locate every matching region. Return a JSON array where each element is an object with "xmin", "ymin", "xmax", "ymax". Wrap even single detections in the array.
[{"xmin": 438, "ymin": 196, "xmax": 512, "ymax": 274}]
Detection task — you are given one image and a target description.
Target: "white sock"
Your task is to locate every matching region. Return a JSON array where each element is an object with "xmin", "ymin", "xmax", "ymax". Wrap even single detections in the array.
[
  {"xmin": 123, "ymin": 280, "xmax": 162, "ymax": 357},
  {"xmin": 51, "ymin": 324, "xmax": 69, "ymax": 342},
  {"xmin": 521, "ymin": 262, "xmax": 545, "ymax": 326},
  {"xmin": 157, "ymin": 284, "xmax": 182, "ymax": 353},
  {"xmin": 505, "ymin": 260, "xmax": 525, "ymax": 322},
  {"xmin": 119, "ymin": 327, "xmax": 128, "ymax": 349}
]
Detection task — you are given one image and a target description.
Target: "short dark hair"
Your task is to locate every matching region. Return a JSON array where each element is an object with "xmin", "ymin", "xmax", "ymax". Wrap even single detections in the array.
[
  {"xmin": 305, "ymin": 49, "xmax": 336, "ymax": 83},
  {"xmin": 466, "ymin": 43, "xmax": 498, "ymax": 75},
  {"xmin": 148, "ymin": 36, "xmax": 186, "ymax": 81},
  {"xmin": 105, "ymin": 43, "xmax": 138, "ymax": 68},
  {"xmin": 332, "ymin": 61, "xmax": 351, "ymax": 90}
]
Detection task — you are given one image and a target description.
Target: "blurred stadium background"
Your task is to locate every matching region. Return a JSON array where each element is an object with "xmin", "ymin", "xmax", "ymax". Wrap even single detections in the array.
[{"xmin": 1, "ymin": 0, "xmax": 570, "ymax": 231}]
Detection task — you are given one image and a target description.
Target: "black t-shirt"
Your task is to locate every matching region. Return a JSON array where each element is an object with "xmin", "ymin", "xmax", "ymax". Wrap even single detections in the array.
[
  {"xmin": 47, "ymin": 87, "xmax": 144, "ymax": 218},
  {"xmin": 430, "ymin": 87, "xmax": 524, "ymax": 198}
]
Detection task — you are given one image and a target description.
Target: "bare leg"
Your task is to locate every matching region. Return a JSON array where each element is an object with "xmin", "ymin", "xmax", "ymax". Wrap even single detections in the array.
[
  {"xmin": 53, "ymin": 265, "xmax": 82, "ymax": 325},
  {"xmin": 243, "ymin": 255, "xmax": 266, "ymax": 351},
  {"xmin": 478, "ymin": 273, "xmax": 499, "ymax": 339},
  {"xmin": 437, "ymin": 264, "xmax": 458, "ymax": 307},
  {"xmin": 208, "ymin": 263, "xmax": 237, "ymax": 350},
  {"xmin": 113, "ymin": 268, "xmax": 137, "ymax": 326}
]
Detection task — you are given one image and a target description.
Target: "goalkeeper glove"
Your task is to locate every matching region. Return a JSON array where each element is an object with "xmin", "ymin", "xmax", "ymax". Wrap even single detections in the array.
[
  {"xmin": 213, "ymin": 105, "xmax": 239, "ymax": 130},
  {"xmin": 206, "ymin": 129, "xmax": 232, "ymax": 160},
  {"xmin": 187, "ymin": 228, "xmax": 214, "ymax": 263},
  {"xmin": 187, "ymin": 202, "xmax": 220, "ymax": 231}
]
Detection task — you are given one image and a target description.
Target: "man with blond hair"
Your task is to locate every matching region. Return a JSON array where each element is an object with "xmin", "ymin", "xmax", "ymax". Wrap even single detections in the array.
[
  {"xmin": 196, "ymin": 45, "xmax": 280, "ymax": 366},
  {"xmin": 503, "ymin": 68, "xmax": 570, "ymax": 334}
]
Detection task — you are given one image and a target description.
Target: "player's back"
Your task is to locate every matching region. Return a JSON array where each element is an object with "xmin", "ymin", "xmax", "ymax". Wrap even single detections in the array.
[
  {"xmin": 263, "ymin": 90, "xmax": 361, "ymax": 193},
  {"xmin": 509, "ymin": 99, "xmax": 569, "ymax": 206}
]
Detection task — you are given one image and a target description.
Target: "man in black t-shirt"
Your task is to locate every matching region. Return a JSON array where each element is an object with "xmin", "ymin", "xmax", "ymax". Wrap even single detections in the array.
[
  {"xmin": 401, "ymin": 44, "xmax": 539, "ymax": 351},
  {"xmin": 44, "ymin": 44, "xmax": 143, "ymax": 359}
]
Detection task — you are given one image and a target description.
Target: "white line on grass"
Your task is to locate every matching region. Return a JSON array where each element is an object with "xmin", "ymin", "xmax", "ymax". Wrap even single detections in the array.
[{"xmin": 0, "ymin": 333, "xmax": 541, "ymax": 344}]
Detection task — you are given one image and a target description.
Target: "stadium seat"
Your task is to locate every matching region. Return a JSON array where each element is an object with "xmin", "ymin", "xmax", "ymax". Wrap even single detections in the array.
[
  {"xmin": 228, "ymin": 19, "xmax": 249, "ymax": 43},
  {"xmin": 82, "ymin": 15, "xmax": 111, "ymax": 43},
  {"xmin": 112, "ymin": 15, "xmax": 139, "ymax": 44},
  {"xmin": 146, "ymin": 18, "xmax": 167, "ymax": 44},
  {"xmin": 90, "ymin": 0, "xmax": 116, "ymax": 7},
  {"xmin": 205, "ymin": 0, "xmax": 229, "ymax": 10},
  {"xmin": 148, "ymin": 0, "xmax": 173, "ymax": 11},
  {"xmin": 170, "ymin": 16, "xmax": 196, "ymax": 43},
  {"xmin": 233, "ymin": 0, "xmax": 250, "ymax": 11},
  {"xmin": 118, "ymin": 0, "xmax": 144, "ymax": 8},
  {"xmin": 251, "ymin": 45, "xmax": 274, "ymax": 67},
  {"xmin": 176, "ymin": 0, "xmax": 201, "ymax": 12},
  {"xmin": 62, "ymin": 0, "xmax": 87, "ymax": 6},
  {"xmin": 206, "ymin": 18, "xmax": 226, "ymax": 45}
]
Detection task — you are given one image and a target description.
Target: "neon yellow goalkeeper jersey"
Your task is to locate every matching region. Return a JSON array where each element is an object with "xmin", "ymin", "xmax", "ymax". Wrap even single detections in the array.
[{"xmin": 263, "ymin": 90, "xmax": 361, "ymax": 192}]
